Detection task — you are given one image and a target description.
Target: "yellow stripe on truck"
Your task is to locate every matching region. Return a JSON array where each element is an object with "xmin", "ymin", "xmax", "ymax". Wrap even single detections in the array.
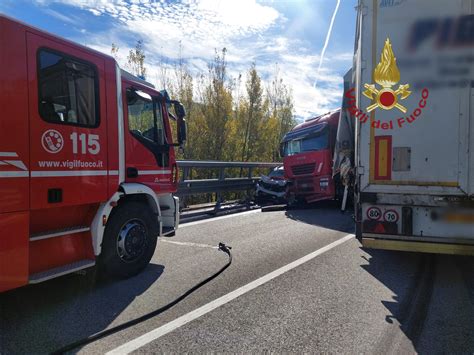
[
  {"xmin": 362, "ymin": 238, "xmax": 474, "ymax": 256},
  {"xmin": 378, "ymin": 139, "xmax": 388, "ymax": 178}
]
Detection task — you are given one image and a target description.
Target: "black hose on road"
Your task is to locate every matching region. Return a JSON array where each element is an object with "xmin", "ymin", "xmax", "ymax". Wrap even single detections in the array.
[{"xmin": 51, "ymin": 242, "xmax": 233, "ymax": 355}]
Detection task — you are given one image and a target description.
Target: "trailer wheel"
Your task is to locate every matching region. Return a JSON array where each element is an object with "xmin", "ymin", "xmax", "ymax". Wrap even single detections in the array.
[{"xmin": 99, "ymin": 202, "xmax": 158, "ymax": 279}]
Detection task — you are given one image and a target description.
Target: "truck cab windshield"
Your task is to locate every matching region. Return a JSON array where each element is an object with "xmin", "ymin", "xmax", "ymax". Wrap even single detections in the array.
[{"xmin": 283, "ymin": 128, "xmax": 329, "ymax": 156}]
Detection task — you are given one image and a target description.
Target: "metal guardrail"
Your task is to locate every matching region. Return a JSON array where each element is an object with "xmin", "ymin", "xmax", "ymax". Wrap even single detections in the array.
[{"xmin": 176, "ymin": 160, "xmax": 281, "ymax": 199}]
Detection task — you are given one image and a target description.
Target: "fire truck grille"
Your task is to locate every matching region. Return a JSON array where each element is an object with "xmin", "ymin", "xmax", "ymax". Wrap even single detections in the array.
[{"xmin": 292, "ymin": 163, "xmax": 316, "ymax": 176}]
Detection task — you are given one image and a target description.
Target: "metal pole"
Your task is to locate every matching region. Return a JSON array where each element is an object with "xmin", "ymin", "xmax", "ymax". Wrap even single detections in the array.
[{"xmin": 341, "ymin": 185, "xmax": 348, "ymax": 212}]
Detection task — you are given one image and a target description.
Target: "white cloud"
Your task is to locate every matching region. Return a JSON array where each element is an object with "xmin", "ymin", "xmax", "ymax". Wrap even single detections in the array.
[
  {"xmin": 35, "ymin": 0, "xmax": 352, "ymax": 118},
  {"xmin": 42, "ymin": 8, "xmax": 80, "ymax": 24}
]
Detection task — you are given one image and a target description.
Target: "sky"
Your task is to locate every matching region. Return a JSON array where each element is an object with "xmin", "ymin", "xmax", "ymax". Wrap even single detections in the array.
[{"xmin": 0, "ymin": 0, "xmax": 357, "ymax": 120}]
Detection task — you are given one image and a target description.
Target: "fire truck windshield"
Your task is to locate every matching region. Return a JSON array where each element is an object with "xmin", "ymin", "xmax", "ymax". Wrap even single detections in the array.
[{"xmin": 282, "ymin": 128, "xmax": 329, "ymax": 156}]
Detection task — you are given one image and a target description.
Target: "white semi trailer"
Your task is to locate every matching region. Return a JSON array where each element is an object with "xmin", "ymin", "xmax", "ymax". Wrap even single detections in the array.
[{"xmin": 350, "ymin": 0, "xmax": 474, "ymax": 254}]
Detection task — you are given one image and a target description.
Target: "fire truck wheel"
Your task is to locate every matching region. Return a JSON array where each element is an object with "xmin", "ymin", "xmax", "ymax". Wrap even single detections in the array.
[{"xmin": 99, "ymin": 202, "xmax": 158, "ymax": 279}]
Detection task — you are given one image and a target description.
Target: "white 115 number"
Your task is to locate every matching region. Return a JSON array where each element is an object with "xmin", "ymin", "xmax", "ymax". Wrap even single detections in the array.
[{"xmin": 70, "ymin": 133, "xmax": 100, "ymax": 155}]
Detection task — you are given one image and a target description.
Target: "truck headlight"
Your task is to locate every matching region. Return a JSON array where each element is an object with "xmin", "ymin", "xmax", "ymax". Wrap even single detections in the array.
[{"xmin": 320, "ymin": 178, "xmax": 329, "ymax": 188}]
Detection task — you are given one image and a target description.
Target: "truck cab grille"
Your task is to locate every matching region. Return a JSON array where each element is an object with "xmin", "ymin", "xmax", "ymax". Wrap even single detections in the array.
[{"xmin": 292, "ymin": 163, "xmax": 316, "ymax": 176}]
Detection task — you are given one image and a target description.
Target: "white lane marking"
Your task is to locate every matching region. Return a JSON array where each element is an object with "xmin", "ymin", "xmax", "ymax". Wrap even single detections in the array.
[
  {"xmin": 31, "ymin": 170, "xmax": 108, "ymax": 177},
  {"xmin": 0, "ymin": 152, "xmax": 18, "ymax": 157},
  {"xmin": 107, "ymin": 233, "xmax": 354, "ymax": 354},
  {"xmin": 139, "ymin": 170, "xmax": 171, "ymax": 175},
  {"xmin": 160, "ymin": 240, "xmax": 218, "ymax": 249},
  {"xmin": 0, "ymin": 171, "xmax": 29, "ymax": 178},
  {"xmin": 180, "ymin": 209, "xmax": 261, "ymax": 228}
]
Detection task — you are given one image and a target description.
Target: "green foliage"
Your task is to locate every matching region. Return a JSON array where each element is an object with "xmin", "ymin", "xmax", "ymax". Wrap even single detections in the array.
[
  {"xmin": 112, "ymin": 43, "xmax": 296, "ymax": 177},
  {"xmin": 127, "ymin": 40, "xmax": 147, "ymax": 79}
]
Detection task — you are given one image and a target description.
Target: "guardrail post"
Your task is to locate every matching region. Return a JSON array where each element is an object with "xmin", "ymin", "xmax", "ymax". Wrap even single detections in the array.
[
  {"xmin": 180, "ymin": 167, "xmax": 190, "ymax": 208},
  {"xmin": 213, "ymin": 167, "xmax": 225, "ymax": 213},
  {"xmin": 182, "ymin": 167, "xmax": 189, "ymax": 182},
  {"xmin": 246, "ymin": 167, "xmax": 254, "ymax": 209}
]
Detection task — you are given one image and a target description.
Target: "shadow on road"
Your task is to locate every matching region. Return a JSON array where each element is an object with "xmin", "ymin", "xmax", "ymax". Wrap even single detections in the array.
[
  {"xmin": 360, "ymin": 248, "xmax": 474, "ymax": 353},
  {"xmin": 284, "ymin": 202, "xmax": 354, "ymax": 234},
  {"xmin": 0, "ymin": 263, "xmax": 164, "ymax": 354}
]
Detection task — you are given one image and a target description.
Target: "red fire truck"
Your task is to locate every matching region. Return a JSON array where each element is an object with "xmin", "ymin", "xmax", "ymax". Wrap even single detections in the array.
[
  {"xmin": 281, "ymin": 110, "xmax": 341, "ymax": 204},
  {"xmin": 0, "ymin": 15, "xmax": 187, "ymax": 292}
]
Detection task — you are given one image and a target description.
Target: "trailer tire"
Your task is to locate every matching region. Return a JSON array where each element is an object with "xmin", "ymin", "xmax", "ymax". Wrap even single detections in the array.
[{"xmin": 99, "ymin": 202, "xmax": 158, "ymax": 279}]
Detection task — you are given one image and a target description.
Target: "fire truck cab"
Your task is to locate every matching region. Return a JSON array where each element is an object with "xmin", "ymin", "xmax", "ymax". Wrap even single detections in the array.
[{"xmin": 0, "ymin": 15, "xmax": 186, "ymax": 292}]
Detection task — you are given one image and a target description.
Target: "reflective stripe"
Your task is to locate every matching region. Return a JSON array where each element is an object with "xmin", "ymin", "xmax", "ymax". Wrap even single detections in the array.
[
  {"xmin": 116, "ymin": 63, "xmax": 125, "ymax": 184},
  {"xmin": 31, "ymin": 170, "xmax": 108, "ymax": 177},
  {"xmin": 374, "ymin": 135, "xmax": 392, "ymax": 180},
  {"xmin": 138, "ymin": 170, "xmax": 171, "ymax": 175},
  {"xmin": 4, "ymin": 160, "xmax": 28, "ymax": 170},
  {"xmin": 0, "ymin": 171, "xmax": 29, "ymax": 178},
  {"xmin": 0, "ymin": 152, "xmax": 18, "ymax": 157},
  {"xmin": 362, "ymin": 238, "xmax": 474, "ymax": 256},
  {"xmin": 0, "ymin": 170, "xmax": 167, "ymax": 177}
]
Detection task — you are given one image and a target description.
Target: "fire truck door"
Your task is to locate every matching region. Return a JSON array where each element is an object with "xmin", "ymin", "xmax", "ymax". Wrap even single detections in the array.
[
  {"xmin": 26, "ymin": 33, "xmax": 108, "ymax": 209},
  {"xmin": 123, "ymin": 85, "xmax": 173, "ymax": 193}
]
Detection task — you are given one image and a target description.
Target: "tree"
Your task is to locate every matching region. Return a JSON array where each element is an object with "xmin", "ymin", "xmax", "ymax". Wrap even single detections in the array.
[
  {"xmin": 127, "ymin": 40, "xmax": 147, "ymax": 79},
  {"xmin": 111, "ymin": 42, "xmax": 119, "ymax": 60},
  {"xmin": 266, "ymin": 64, "xmax": 296, "ymax": 161},
  {"xmin": 198, "ymin": 48, "xmax": 234, "ymax": 162},
  {"xmin": 239, "ymin": 63, "xmax": 266, "ymax": 162},
  {"xmin": 169, "ymin": 43, "xmax": 195, "ymax": 160},
  {"xmin": 109, "ymin": 41, "xmax": 295, "ymax": 164}
]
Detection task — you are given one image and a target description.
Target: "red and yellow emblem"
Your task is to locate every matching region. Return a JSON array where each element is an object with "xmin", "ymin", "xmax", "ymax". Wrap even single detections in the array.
[{"xmin": 363, "ymin": 38, "xmax": 411, "ymax": 113}]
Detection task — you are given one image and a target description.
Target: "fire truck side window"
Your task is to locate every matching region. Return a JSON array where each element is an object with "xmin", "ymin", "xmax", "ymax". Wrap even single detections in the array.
[
  {"xmin": 127, "ymin": 92, "xmax": 165, "ymax": 145},
  {"xmin": 37, "ymin": 49, "xmax": 99, "ymax": 127},
  {"xmin": 127, "ymin": 89, "xmax": 168, "ymax": 166}
]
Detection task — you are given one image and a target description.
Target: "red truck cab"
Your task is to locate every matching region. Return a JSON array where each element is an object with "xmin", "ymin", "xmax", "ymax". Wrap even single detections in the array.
[
  {"xmin": 281, "ymin": 110, "xmax": 340, "ymax": 204},
  {"xmin": 0, "ymin": 15, "xmax": 185, "ymax": 292}
]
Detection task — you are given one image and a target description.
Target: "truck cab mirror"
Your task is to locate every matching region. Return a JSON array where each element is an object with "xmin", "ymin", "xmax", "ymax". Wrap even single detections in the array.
[
  {"xmin": 170, "ymin": 101, "xmax": 186, "ymax": 147},
  {"xmin": 177, "ymin": 117, "xmax": 187, "ymax": 146},
  {"xmin": 174, "ymin": 102, "xmax": 186, "ymax": 120},
  {"xmin": 279, "ymin": 143, "xmax": 285, "ymax": 158}
]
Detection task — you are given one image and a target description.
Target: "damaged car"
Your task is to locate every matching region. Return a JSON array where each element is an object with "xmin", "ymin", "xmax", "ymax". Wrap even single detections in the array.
[{"xmin": 255, "ymin": 166, "xmax": 288, "ymax": 204}]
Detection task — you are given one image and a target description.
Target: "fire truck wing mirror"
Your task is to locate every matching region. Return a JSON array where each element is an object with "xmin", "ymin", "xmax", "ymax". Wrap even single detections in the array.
[
  {"xmin": 178, "ymin": 117, "xmax": 187, "ymax": 146},
  {"xmin": 173, "ymin": 101, "xmax": 186, "ymax": 120}
]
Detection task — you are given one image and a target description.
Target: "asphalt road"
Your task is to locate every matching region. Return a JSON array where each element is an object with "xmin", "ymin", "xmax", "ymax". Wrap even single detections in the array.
[{"xmin": 1, "ymin": 204, "xmax": 474, "ymax": 354}]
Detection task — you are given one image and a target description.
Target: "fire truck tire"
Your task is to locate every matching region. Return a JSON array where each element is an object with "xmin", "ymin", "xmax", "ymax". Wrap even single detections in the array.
[{"xmin": 99, "ymin": 202, "xmax": 158, "ymax": 279}]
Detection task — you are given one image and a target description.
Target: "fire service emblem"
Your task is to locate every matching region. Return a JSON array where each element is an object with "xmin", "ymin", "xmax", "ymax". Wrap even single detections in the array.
[{"xmin": 363, "ymin": 38, "xmax": 411, "ymax": 113}]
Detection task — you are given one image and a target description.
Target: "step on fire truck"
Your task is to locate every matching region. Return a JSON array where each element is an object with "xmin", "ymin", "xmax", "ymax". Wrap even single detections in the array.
[{"xmin": 0, "ymin": 15, "xmax": 187, "ymax": 292}]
